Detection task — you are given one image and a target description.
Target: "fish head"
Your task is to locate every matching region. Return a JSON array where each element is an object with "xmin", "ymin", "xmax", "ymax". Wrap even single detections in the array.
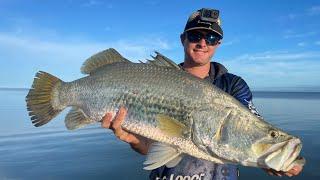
[
  {"xmin": 191, "ymin": 106, "xmax": 303, "ymax": 171},
  {"xmin": 204, "ymin": 116, "xmax": 302, "ymax": 171},
  {"xmin": 250, "ymin": 125, "xmax": 303, "ymax": 171}
]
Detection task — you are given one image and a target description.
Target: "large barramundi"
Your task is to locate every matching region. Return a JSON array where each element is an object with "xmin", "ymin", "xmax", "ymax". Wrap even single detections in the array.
[{"xmin": 26, "ymin": 48, "xmax": 305, "ymax": 171}]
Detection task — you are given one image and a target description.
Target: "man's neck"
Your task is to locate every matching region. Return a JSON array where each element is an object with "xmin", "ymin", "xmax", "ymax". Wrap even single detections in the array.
[{"xmin": 182, "ymin": 61, "xmax": 211, "ymax": 79}]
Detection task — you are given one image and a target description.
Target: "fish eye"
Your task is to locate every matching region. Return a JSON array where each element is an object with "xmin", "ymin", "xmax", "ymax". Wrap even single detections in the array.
[{"xmin": 269, "ymin": 130, "xmax": 279, "ymax": 138}]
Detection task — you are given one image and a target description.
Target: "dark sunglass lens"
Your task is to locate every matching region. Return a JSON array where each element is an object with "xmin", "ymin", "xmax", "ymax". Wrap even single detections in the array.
[
  {"xmin": 186, "ymin": 31, "xmax": 220, "ymax": 45},
  {"xmin": 187, "ymin": 32, "xmax": 202, "ymax": 43},
  {"xmin": 206, "ymin": 34, "xmax": 220, "ymax": 45}
]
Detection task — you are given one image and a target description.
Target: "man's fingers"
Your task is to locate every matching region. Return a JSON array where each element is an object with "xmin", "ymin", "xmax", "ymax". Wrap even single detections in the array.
[
  {"xmin": 115, "ymin": 128, "xmax": 128, "ymax": 140},
  {"xmin": 284, "ymin": 172, "xmax": 293, "ymax": 177},
  {"xmin": 287, "ymin": 165, "xmax": 302, "ymax": 176},
  {"xmin": 264, "ymin": 165, "xmax": 302, "ymax": 177},
  {"xmin": 101, "ymin": 107, "xmax": 136, "ymax": 144},
  {"xmin": 110, "ymin": 107, "xmax": 131, "ymax": 142},
  {"xmin": 111, "ymin": 107, "xmax": 127, "ymax": 130},
  {"xmin": 101, "ymin": 112, "xmax": 113, "ymax": 128}
]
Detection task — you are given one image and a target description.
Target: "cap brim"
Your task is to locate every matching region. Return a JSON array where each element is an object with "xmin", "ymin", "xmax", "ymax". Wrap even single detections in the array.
[{"xmin": 184, "ymin": 27, "xmax": 223, "ymax": 38}]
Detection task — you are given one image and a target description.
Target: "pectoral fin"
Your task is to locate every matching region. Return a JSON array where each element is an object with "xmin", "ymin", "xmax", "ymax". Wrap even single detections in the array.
[
  {"xmin": 165, "ymin": 155, "xmax": 184, "ymax": 168},
  {"xmin": 65, "ymin": 107, "xmax": 93, "ymax": 130},
  {"xmin": 143, "ymin": 142, "xmax": 182, "ymax": 170},
  {"xmin": 156, "ymin": 114, "xmax": 187, "ymax": 137}
]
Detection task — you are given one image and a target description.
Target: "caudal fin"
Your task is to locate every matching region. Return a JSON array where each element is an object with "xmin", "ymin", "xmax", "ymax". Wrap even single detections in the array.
[{"xmin": 26, "ymin": 71, "xmax": 63, "ymax": 127}]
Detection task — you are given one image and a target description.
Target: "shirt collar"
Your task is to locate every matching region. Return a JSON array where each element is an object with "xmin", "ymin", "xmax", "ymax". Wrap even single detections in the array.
[{"xmin": 179, "ymin": 61, "xmax": 228, "ymax": 82}]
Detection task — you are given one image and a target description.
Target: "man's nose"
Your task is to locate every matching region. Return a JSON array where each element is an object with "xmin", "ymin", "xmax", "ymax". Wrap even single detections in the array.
[{"xmin": 197, "ymin": 38, "xmax": 207, "ymax": 47}]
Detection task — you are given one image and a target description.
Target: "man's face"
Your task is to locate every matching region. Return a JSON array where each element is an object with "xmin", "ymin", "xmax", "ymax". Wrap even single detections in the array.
[{"xmin": 182, "ymin": 30, "xmax": 221, "ymax": 66}]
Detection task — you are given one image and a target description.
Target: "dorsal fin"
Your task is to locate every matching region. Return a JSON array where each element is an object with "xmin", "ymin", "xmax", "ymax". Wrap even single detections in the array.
[
  {"xmin": 81, "ymin": 48, "xmax": 131, "ymax": 74},
  {"xmin": 145, "ymin": 51, "xmax": 182, "ymax": 70}
]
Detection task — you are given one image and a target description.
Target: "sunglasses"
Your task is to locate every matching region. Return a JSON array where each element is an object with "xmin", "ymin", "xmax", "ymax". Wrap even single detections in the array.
[{"xmin": 186, "ymin": 31, "xmax": 221, "ymax": 46}]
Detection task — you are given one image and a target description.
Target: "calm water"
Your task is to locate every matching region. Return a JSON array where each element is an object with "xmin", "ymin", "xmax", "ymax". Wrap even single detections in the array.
[{"xmin": 0, "ymin": 89, "xmax": 319, "ymax": 180}]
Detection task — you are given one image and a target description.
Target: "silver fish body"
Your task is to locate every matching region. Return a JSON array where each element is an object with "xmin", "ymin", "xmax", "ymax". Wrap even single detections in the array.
[
  {"xmin": 26, "ymin": 48, "xmax": 305, "ymax": 171},
  {"xmin": 57, "ymin": 62, "xmax": 204, "ymax": 125}
]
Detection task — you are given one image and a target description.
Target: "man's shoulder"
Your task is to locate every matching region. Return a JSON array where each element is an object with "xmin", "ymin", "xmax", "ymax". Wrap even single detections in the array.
[
  {"xmin": 220, "ymin": 72, "xmax": 241, "ymax": 80},
  {"xmin": 214, "ymin": 73, "xmax": 248, "ymax": 93},
  {"xmin": 212, "ymin": 69, "xmax": 247, "ymax": 89},
  {"xmin": 220, "ymin": 72, "xmax": 248, "ymax": 88},
  {"xmin": 211, "ymin": 64, "xmax": 252, "ymax": 105},
  {"xmin": 210, "ymin": 62, "xmax": 245, "ymax": 82}
]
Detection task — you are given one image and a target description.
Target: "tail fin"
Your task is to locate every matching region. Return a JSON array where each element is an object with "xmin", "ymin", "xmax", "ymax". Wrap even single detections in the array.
[{"xmin": 26, "ymin": 71, "xmax": 64, "ymax": 127}]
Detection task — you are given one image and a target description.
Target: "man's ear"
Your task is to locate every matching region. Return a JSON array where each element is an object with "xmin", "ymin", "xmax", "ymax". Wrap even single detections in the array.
[
  {"xmin": 180, "ymin": 33, "xmax": 186, "ymax": 45},
  {"xmin": 216, "ymin": 40, "xmax": 222, "ymax": 46}
]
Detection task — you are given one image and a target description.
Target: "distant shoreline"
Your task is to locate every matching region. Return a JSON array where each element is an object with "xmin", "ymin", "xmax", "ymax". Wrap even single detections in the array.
[
  {"xmin": 252, "ymin": 91, "xmax": 320, "ymax": 99},
  {"xmin": 0, "ymin": 87, "xmax": 320, "ymax": 96},
  {"xmin": 1, "ymin": 87, "xmax": 320, "ymax": 93},
  {"xmin": 0, "ymin": 87, "xmax": 29, "ymax": 91}
]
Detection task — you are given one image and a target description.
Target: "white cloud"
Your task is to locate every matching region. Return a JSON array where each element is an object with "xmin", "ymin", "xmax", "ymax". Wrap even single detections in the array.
[
  {"xmin": 1, "ymin": 30, "xmax": 319, "ymax": 89},
  {"xmin": 0, "ymin": 32, "xmax": 170, "ymax": 61},
  {"xmin": 230, "ymin": 51, "xmax": 320, "ymax": 62},
  {"xmin": 307, "ymin": 5, "xmax": 320, "ymax": 15},
  {"xmin": 144, "ymin": 1, "xmax": 159, "ymax": 6},
  {"xmin": 0, "ymin": 31, "xmax": 171, "ymax": 87},
  {"xmin": 81, "ymin": 0, "xmax": 102, "ymax": 7},
  {"xmin": 297, "ymin": 42, "xmax": 307, "ymax": 47},
  {"xmin": 279, "ymin": 5, "xmax": 320, "ymax": 22},
  {"xmin": 221, "ymin": 50, "xmax": 320, "ymax": 89},
  {"xmin": 104, "ymin": 26, "xmax": 111, "ymax": 31},
  {"xmin": 288, "ymin": 13, "xmax": 299, "ymax": 20},
  {"xmin": 283, "ymin": 31, "xmax": 317, "ymax": 39},
  {"xmin": 221, "ymin": 38, "xmax": 240, "ymax": 46},
  {"xmin": 80, "ymin": 0, "xmax": 112, "ymax": 8}
]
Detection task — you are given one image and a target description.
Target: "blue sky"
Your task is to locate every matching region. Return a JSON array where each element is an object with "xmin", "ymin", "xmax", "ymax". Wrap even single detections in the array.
[{"xmin": 0, "ymin": 0, "xmax": 319, "ymax": 91}]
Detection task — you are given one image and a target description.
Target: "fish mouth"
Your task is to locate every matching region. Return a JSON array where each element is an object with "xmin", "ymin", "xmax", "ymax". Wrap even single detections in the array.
[{"xmin": 263, "ymin": 138, "xmax": 302, "ymax": 171}]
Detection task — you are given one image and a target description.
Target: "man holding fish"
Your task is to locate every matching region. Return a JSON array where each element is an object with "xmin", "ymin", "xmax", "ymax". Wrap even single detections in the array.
[
  {"xmin": 101, "ymin": 8, "xmax": 303, "ymax": 179},
  {"xmin": 25, "ymin": 7, "xmax": 304, "ymax": 180}
]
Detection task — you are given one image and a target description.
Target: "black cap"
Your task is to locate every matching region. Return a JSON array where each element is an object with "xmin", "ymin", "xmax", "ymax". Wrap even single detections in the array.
[{"xmin": 183, "ymin": 8, "xmax": 223, "ymax": 38}]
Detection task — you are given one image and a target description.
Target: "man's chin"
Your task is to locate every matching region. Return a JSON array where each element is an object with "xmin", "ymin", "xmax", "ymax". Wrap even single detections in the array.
[{"xmin": 193, "ymin": 59, "xmax": 210, "ymax": 66}]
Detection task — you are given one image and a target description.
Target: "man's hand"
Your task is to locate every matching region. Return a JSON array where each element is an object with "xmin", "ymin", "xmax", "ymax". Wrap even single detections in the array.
[
  {"xmin": 101, "ymin": 107, "xmax": 152, "ymax": 155},
  {"xmin": 263, "ymin": 165, "xmax": 303, "ymax": 177}
]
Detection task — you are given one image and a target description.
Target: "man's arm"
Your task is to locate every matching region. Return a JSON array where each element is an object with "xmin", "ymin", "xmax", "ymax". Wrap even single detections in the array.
[{"xmin": 101, "ymin": 107, "xmax": 153, "ymax": 155}]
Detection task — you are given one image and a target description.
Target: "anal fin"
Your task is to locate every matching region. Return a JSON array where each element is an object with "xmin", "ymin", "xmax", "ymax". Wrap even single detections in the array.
[{"xmin": 65, "ymin": 107, "xmax": 93, "ymax": 130}]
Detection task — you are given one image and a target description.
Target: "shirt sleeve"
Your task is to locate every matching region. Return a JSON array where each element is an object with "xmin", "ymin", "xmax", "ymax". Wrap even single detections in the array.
[{"xmin": 230, "ymin": 76, "xmax": 263, "ymax": 119}]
